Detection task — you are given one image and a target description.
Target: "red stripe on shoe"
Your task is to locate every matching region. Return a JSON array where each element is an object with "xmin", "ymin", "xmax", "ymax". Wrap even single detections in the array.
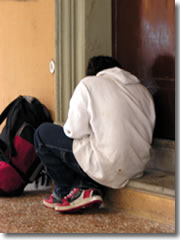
[{"xmin": 84, "ymin": 189, "xmax": 92, "ymax": 198}]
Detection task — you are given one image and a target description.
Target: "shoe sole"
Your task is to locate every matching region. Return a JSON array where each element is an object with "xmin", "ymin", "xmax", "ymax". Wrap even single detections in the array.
[
  {"xmin": 55, "ymin": 196, "xmax": 103, "ymax": 213},
  {"xmin": 43, "ymin": 200, "xmax": 57, "ymax": 209}
]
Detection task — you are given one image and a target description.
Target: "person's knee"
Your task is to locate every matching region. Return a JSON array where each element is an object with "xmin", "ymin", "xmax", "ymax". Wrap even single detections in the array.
[
  {"xmin": 34, "ymin": 123, "xmax": 53, "ymax": 166},
  {"xmin": 34, "ymin": 122, "xmax": 50, "ymax": 149}
]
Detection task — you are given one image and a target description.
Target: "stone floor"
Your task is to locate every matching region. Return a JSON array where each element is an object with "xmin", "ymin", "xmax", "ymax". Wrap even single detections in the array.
[
  {"xmin": 127, "ymin": 169, "xmax": 175, "ymax": 197},
  {"xmin": 0, "ymin": 190, "xmax": 175, "ymax": 234}
]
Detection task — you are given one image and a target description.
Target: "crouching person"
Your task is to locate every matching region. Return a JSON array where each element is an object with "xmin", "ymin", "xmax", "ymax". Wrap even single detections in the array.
[{"xmin": 34, "ymin": 56, "xmax": 155, "ymax": 213}]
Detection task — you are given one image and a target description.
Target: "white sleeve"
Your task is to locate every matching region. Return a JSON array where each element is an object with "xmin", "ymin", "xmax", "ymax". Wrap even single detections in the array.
[{"xmin": 63, "ymin": 81, "xmax": 91, "ymax": 139}]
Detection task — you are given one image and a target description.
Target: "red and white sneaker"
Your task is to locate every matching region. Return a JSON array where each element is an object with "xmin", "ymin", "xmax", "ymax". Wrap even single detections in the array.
[
  {"xmin": 55, "ymin": 188, "xmax": 103, "ymax": 212},
  {"xmin": 43, "ymin": 194, "xmax": 61, "ymax": 209}
]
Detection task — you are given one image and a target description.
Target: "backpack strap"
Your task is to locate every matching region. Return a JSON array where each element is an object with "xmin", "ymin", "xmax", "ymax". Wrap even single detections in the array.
[
  {"xmin": 0, "ymin": 96, "xmax": 24, "ymax": 125},
  {"xmin": 0, "ymin": 96, "xmax": 24, "ymax": 156}
]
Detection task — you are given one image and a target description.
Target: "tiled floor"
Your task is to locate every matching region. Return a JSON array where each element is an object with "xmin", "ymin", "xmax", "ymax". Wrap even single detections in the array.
[{"xmin": 0, "ymin": 190, "xmax": 175, "ymax": 234}]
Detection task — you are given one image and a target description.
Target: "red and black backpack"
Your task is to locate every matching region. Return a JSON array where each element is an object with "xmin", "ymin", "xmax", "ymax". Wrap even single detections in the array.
[{"xmin": 0, "ymin": 95, "xmax": 53, "ymax": 196}]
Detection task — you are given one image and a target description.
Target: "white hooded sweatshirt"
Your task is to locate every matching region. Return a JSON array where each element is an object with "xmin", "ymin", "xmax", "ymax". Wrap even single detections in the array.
[{"xmin": 64, "ymin": 67, "xmax": 155, "ymax": 189}]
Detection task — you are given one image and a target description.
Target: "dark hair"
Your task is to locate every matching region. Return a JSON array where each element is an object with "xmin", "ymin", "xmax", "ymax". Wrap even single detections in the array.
[{"xmin": 86, "ymin": 55, "xmax": 122, "ymax": 76}]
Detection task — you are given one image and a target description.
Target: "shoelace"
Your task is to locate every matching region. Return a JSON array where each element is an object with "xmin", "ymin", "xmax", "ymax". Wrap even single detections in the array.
[{"xmin": 64, "ymin": 188, "xmax": 79, "ymax": 200}]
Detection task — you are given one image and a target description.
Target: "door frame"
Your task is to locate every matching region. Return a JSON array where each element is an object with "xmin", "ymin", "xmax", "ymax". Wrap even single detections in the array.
[{"xmin": 54, "ymin": 0, "xmax": 112, "ymax": 123}]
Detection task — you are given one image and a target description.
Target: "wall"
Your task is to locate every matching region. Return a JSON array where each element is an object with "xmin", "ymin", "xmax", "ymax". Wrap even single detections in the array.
[
  {"xmin": 85, "ymin": 0, "xmax": 112, "ymax": 67},
  {"xmin": 0, "ymin": 0, "xmax": 55, "ymax": 129}
]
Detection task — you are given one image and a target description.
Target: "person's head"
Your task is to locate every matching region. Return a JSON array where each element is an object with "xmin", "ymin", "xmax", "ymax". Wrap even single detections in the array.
[{"xmin": 86, "ymin": 55, "xmax": 122, "ymax": 76}]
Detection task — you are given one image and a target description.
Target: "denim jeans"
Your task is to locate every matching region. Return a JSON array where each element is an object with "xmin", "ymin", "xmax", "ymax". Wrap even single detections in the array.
[{"xmin": 34, "ymin": 123, "xmax": 105, "ymax": 199}]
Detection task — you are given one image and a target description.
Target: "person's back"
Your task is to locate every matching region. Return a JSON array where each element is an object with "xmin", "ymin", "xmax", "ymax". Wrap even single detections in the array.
[{"xmin": 64, "ymin": 66, "xmax": 156, "ymax": 188}]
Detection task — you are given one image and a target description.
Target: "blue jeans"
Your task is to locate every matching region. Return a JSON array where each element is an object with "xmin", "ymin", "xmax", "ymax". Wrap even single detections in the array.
[{"xmin": 34, "ymin": 123, "xmax": 105, "ymax": 198}]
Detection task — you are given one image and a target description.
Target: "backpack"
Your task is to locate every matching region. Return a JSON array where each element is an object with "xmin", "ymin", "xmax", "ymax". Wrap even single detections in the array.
[{"xmin": 0, "ymin": 95, "xmax": 53, "ymax": 196}]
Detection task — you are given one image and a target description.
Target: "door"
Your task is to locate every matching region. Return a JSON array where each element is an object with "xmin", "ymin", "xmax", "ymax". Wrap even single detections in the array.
[{"xmin": 112, "ymin": 0, "xmax": 175, "ymax": 139}]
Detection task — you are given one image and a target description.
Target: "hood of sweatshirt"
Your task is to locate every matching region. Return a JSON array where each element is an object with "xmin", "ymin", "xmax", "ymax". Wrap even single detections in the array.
[{"xmin": 96, "ymin": 67, "xmax": 140, "ymax": 85}]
